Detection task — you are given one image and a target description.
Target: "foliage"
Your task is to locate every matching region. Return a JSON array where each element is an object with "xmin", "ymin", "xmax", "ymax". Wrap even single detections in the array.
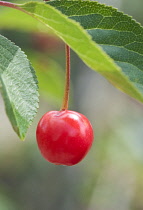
[
  {"xmin": 0, "ymin": 0, "xmax": 143, "ymax": 138},
  {"xmin": 0, "ymin": 34, "xmax": 38, "ymax": 139}
]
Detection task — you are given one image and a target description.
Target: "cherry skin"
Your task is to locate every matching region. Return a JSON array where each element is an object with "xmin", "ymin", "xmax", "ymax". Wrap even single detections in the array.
[{"xmin": 36, "ymin": 110, "xmax": 94, "ymax": 166}]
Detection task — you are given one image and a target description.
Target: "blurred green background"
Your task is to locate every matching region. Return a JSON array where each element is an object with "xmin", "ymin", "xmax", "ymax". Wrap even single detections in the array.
[{"xmin": 0, "ymin": 0, "xmax": 143, "ymax": 209}]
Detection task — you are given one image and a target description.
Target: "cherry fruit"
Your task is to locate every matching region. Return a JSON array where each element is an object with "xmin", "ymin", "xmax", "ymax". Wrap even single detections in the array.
[
  {"xmin": 36, "ymin": 110, "xmax": 94, "ymax": 166},
  {"xmin": 36, "ymin": 45, "xmax": 94, "ymax": 165}
]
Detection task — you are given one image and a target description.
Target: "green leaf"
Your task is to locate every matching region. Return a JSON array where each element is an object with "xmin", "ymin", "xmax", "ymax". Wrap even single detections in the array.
[
  {"xmin": 0, "ymin": 35, "xmax": 39, "ymax": 140},
  {"xmin": 19, "ymin": 1, "xmax": 143, "ymax": 103},
  {"xmin": 0, "ymin": 8, "xmax": 50, "ymax": 33},
  {"xmin": 49, "ymin": 1, "xmax": 143, "ymax": 93}
]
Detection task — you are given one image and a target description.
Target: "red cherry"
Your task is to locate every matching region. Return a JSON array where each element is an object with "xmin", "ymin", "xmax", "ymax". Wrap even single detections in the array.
[{"xmin": 36, "ymin": 110, "xmax": 94, "ymax": 166}]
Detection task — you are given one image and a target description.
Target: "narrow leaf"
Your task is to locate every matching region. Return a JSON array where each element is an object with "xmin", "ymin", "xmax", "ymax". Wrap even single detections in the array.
[
  {"xmin": 49, "ymin": 1, "xmax": 143, "ymax": 94},
  {"xmin": 19, "ymin": 1, "xmax": 143, "ymax": 103},
  {"xmin": 0, "ymin": 8, "xmax": 47, "ymax": 32},
  {"xmin": 0, "ymin": 35, "xmax": 39, "ymax": 139}
]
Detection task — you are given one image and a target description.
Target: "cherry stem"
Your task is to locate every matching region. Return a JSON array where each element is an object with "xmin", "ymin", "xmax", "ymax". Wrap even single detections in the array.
[{"xmin": 61, "ymin": 45, "xmax": 71, "ymax": 111}]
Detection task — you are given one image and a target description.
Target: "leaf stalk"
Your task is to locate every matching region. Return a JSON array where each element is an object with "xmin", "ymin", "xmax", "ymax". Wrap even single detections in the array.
[{"xmin": 0, "ymin": 1, "xmax": 20, "ymax": 10}]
